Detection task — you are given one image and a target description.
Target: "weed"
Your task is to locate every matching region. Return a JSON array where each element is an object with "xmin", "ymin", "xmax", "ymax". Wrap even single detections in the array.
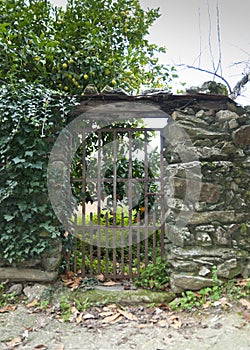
[
  {"xmin": 170, "ymin": 271, "xmax": 250, "ymax": 311},
  {"xmin": 75, "ymin": 297, "xmax": 90, "ymax": 311},
  {"xmin": 59, "ymin": 294, "xmax": 72, "ymax": 322},
  {"xmin": 134, "ymin": 258, "xmax": 170, "ymax": 291},
  {"xmin": 0, "ymin": 284, "xmax": 18, "ymax": 307}
]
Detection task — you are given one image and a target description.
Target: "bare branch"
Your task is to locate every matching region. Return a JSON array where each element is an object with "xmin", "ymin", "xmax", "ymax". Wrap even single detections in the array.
[
  {"xmin": 230, "ymin": 71, "xmax": 250, "ymax": 99},
  {"xmin": 215, "ymin": 0, "xmax": 222, "ymax": 76},
  {"xmin": 177, "ymin": 63, "xmax": 232, "ymax": 93},
  {"xmin": 198, "ymin": 7, "xmax": 202, "ymax": 68},
  {"xmin": 230, "ymin": 44, "xmax": 250, "ymax": 58},
  {"xmin": 192, "ymin": 47, "xmax": 207, "ymax": 67},
  {"xmin": 207, "ymin": 1, "xmax": 216, "ymax": 72},
  {"xmin": 230, "ymin": 60, "xmax": 250, "ymax": 67}
]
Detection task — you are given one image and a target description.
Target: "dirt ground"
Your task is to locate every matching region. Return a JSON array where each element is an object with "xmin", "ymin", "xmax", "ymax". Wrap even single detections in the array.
[{"xmin": 0, "ymin": 303, "xmax": 250, "ymax": 350}]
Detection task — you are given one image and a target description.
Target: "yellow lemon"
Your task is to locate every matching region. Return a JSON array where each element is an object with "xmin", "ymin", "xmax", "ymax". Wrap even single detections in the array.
[{"xmin": 84, "ymin": 74, "xmax": 89, "ymax": 80}]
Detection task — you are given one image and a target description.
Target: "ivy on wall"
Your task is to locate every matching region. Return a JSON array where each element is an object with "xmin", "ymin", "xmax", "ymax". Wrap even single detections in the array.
[{"xmin": 0, "ymin": 81, "xmax": 77, "ymax": 264}]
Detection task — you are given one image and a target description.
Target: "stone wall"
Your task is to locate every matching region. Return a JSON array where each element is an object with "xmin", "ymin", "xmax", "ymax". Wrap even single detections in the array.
[
  {"xmin": 73, "ymin": 92, "xmax": 249, "ymax": 292},
  {"xmin": 2, "ymin": 90, "xmax": 248, "ymax": 288},
  {"xmin": 161, "ymin": 103, "xmax": 250, "ymax": 292}
]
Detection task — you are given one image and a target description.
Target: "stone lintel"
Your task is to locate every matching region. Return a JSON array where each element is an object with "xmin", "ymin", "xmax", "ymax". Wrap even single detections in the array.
[{"xmin": 0, "ymin": 268, "xmax": 58, "ymax": 282}]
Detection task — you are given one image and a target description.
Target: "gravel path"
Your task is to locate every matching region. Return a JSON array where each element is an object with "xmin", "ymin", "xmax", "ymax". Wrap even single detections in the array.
[{"xmin": 0, "ymin": 304, "xmax": 250, "ymax": 350}]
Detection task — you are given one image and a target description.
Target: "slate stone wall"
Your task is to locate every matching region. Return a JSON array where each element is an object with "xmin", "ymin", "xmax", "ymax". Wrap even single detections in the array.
[
  {"xmin": 161, "ymin": 104, "xmax": 250, "ymax": 292},
  {"xmin": 73, "ymin": 94, "xmax": 249, "ymax": 291},
  {"xmin": 3, "ymin": 91, "xmax": 247, "ymax": 287}
]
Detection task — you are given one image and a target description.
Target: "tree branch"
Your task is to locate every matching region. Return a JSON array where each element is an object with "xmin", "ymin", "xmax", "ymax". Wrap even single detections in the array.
[
  {"xmin": 177, "ymin": 64, "xmax": 232, "ymax": 93},
  {"xmin": 215, "ymin": 0, "xmax": 222, "ymax": 76},
  {"xmin": 230, "ymin": 71, "xmax": 250, "ymax": 99},
  {"xmin": 207, "ymin": 1, "xmax": 216, "ymax": 72},
  {"xmin": 198, "ymin": 7, "xmax": 202, "ymax": 68}
]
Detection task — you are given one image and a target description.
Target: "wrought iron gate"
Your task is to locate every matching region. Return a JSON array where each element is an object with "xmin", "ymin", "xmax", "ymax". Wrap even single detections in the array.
[{"xmin": 70, "ymin": 126, "xmax": 165, "ymax": 280}]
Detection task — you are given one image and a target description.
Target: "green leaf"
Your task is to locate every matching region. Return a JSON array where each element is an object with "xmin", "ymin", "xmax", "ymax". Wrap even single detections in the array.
[
  {"xmin": 4, "ymin": 214, "xmax": 15, "ymax": 222},
  {"xmin": 24, "ymin": 151, "xmax": 34, "ymax": 157},
  {"xmin": 12, "ymin": 157, "xmax": 25, "ymax": 164}
]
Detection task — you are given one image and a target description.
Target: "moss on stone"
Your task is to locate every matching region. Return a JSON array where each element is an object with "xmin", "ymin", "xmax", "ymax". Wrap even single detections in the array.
[{"xmin": 69, "ymin": 288, "xmax": 176, "ymax": 306}]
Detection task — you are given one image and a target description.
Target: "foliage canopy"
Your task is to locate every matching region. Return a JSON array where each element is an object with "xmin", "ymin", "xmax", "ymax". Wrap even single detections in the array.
[
  {"xmin": 0, "ymin": 0, "xmax": 175, "ymax": 93},
  {"xmin": 0, "ymin": 0, "xmax": 172, "ymax": 264}
]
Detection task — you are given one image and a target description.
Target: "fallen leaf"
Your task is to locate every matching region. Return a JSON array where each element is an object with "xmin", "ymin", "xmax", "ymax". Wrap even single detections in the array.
[
  {"xmin": 235, "ymin": 322, "xmax": 247, "ymax": 329},
  {"xmin": 155, "ymin": 307, "xmax": 163, "ymax": 315},
  {"xmin": 102, "ymin": 312, "xmax": 121, "ymax": 323},
  {"xmin": 26, "ymin": 298, "xmax": 39, "ymax": 308},
  {"xmin": 168, "ymin": 314, "xmax": 179, "ymax": 321},
  {"xmin": 213, "ymin": 301, "xmax": 222, "ymax": 307},
  {"xmin": 202, "ymin": 301, "xmax": 211, "ymax": 309},
  {"xmin": 0, "ymin": 304, "xmax": 17, "ymax": 313},
  {"xmin": 70, "ymin": 306, "xmax": 79, "ymax": 314},
  {"xmin": 33, "ymin": 345, "xmax": 48, "ymax": 349},
  {"xmin": 157, "ymin": 319, "xmax": 169, "ymax": 328},
  {"xmin": 239, "ymin": 299, "xmax": 250, "ymax": 310},
  {"xmin": 99, "ymin": 311, "xmax": 113, "ymax": 317},
  {"xmin": 61, "ymin": 272, "xmax": 82, "ymax": 290},
  {"xmin": 76, "ymin": 313, "xmax": 83, "ymax": 324},
  {"xmin": 103, "ymin": 281, "xmax": 117, "ymax": 286},
  {"xmin": 168, "ymin": 315, "xmax": 182, "ymax": 329},
  {"xmin": 83, "ymin": 313, "xmax": 95, "ymax": 320},
  {"xmin": 6, "ymin": 337, "xmax": 22, "ymax": 347},
  {"xmin": 236, "ymin": 279, "xmax": 250, "ymax": 287},
  {"xmin": 144, "ymin": 307, "xmax": 156, "ymax": 314},
  {"xmin": 22, "ymin": 329, "xmax": 29, "ymax": 339},
  {"xmin": 64, "ymin": 280, "xmax": 74, "ymax": 287},
  {"xmin": 219, "ymin": 297, "xmax": 232, "ymax": 307},
  {"xmin": 96, "ymin": 274, "xmax": 105, "ymax": 282},
  {"xmin": 112, "ymin": 315, "xmax": 123, "ymax": 324},
  {"xmin": 66, "ymin": 271, "xmax": 75, "ymax": 278},
  {"xmin": 242, "ymin": 311, "xmax": 250, "ymax": 322},
  {"xmin": 212, "ymin": 322, "xmax": 223, "ymax": 329},
  {"xmin": 105, "ymin": 304, "xmax": 118, "ymax": 310},
  {"xmin": 117, "ymin": 309, "xmax": 137, "ymax": 321},
  {"xmin": 149, "ymin": 318, "xmax": 158, "ymax": 324},
  {"xmin": 171, "ymin": 319, "xmax": 182, "ymax": 329},
  {"xmin": 136, "ymin": 324, "xmax": 151, "ymax": 329}
]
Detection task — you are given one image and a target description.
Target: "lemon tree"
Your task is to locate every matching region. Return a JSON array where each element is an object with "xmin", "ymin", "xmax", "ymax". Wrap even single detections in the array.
[{"xmin": 0, "ymin": 0, "xmax": 176, "ymax": 93}]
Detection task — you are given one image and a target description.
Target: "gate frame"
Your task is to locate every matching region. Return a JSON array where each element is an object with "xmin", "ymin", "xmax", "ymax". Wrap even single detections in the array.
[{"xmin": 70, "ymin": 108, "xmax": 168, "ymax": 280}]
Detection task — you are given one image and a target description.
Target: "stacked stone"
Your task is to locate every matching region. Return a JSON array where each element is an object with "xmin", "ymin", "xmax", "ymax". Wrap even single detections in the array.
[{"xmin": 163, "ymin": 105, "xmax": 250, "ymax": 292}]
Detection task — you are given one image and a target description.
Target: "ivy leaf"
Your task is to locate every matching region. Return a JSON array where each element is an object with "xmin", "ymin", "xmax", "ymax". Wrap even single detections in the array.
[
  {"xmin": 24, "ymin": 151, "xmax": 34, "ymax": 157},
  {"xmin": 4, "ymin": 214, "xmax": 15, "ymax": 222},
  {"xmin": 12, "ymin": 157, "xmax": 25, "ymax": 164}
]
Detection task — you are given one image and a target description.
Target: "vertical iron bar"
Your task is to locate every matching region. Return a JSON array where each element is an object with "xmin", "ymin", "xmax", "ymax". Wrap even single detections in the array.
[
  {"xmin": 97, "ymin": 130, "xmax": 102, "ymax": 274},
  {"xmin": 144, "ymin": 130, "xmax": 149, "ymax": 266},
  {"xmin": 121, "ymin": 212, "xmax": 125, "ymax": 279},
  {"xmin": 105, "ymin": 212, "xmax": 109, "ymax": 278},
  {"xmin": 81, "ymin": 131, "xmax": 87, "ymax": 277},
  {"xmin": 73, "ymin": 214, "xmax": 78, "ymax": 274},
  {"xmin": 152, "ymin": 211, "xmax": 157, "ymax": 264},
  {"xmin": 89, "ymin": 212, "xmax": 93, "ymax": 276},
  {"xmin": 112, "ymin": 130, "xmax": 117, "ymax": 280},
  {"xmin": 136, "ymin": 212, "xmax": 141, "ymax": 277},
  {"xmin": 160, "ymin": 130, "xmax": 166, "ymax": 259},
  {"xmin": 128, "ymin": 131, "xmax": 133, "ymax": 279}
]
